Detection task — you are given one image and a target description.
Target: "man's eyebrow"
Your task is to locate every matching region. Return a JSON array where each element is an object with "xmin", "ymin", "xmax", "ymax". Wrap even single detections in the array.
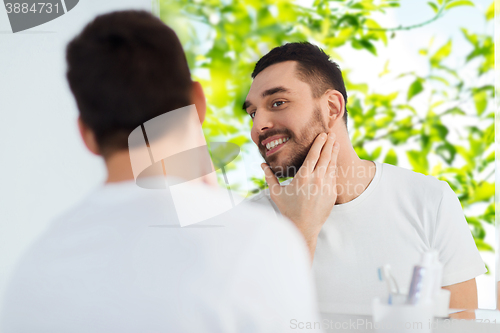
[
  {"xmin": 261, "ymin": 86, "xmax": 290, "ymax": 98},
  {"xmin": 242, "ymin": 100, "xmax": 252, "ymax": 111},
  {"xmin": 243, "ymin": 86, "xmax": 291, "ymax": 111}
]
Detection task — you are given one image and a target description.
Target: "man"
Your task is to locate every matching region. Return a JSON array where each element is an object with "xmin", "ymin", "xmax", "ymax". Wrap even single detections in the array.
[
  {"xmin": 0, "ymin": 12, "xmax": 326, "ymax": 332},
  {"xmin": 244, "ymin": 42, "xmax": 486, "ymax": 311}
]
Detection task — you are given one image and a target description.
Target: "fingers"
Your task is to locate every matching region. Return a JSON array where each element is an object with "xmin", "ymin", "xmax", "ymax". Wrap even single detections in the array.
[
  {"xmin": 300, "ymin": 132, "xmax": 328, "ymax": 176},
  {"xmin": 327, "ymin": 141, "xmax": 340, "ymax": 184},
  {"xmin": 315, "ymin": 132, "xmax": 336, "ymax": 177},
  {"xmin": 261, "ymin": 163, "xmax": 280, "ymax": 190}
]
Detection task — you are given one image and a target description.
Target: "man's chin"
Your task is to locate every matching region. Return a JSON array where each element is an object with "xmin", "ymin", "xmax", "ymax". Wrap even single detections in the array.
[
  {"xmin": 261, "ymin": 148, "xmax": 303, "ymax": 177},
  {"xmin": 268, "ymin": 163, "xmax": 298, "ymax": 178}
]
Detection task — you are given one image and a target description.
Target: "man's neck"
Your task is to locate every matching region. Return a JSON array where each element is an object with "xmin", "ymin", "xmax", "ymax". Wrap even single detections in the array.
[
  {"xmin": 334, "ymin": 138, "xmax": 376, "ymax": 205},
  {"xmin": 104, "ymin": 151, "xmax": 135, "ymax": 184},
  {"xmin": 104, "ymin": 150, "xmax": 218, "ymax": 186}
]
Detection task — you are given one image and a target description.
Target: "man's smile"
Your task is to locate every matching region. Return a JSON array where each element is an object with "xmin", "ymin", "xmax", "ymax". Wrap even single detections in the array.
[{"xmin": 261, "ymin": 135, "xmax": 290, "ymax": 156}]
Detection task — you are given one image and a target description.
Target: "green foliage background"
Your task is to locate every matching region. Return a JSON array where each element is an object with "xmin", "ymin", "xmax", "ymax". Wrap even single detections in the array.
[{"xmin": 158, "ymin": 0, "xmax": 495, "ymax": 260}]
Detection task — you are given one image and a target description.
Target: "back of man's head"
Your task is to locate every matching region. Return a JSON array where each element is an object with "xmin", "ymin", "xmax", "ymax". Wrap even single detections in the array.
[{"xmin": 66, "ymin": 10, "xmax": 192, "ymax": 157}]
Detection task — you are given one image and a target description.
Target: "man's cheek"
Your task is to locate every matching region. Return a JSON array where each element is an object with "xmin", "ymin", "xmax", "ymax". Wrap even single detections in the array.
[{"xmin": 250, "ymin": 131, "xmax": 259, "ymax": 146}]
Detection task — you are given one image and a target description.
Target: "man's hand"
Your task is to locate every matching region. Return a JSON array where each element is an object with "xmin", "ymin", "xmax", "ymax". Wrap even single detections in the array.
[{"xmin": 261, "ymin": 131, "xmax": 340, "ymax": 262}]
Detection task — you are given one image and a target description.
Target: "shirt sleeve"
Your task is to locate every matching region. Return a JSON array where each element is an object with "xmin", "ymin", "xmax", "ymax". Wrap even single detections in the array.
[
  {"xmin": 227, "ymin": 217, "xmax": 323, "ymax": 332},
  {"xmin": 432, "ymin": 181, "xmax": 487, "ymax": 286}
]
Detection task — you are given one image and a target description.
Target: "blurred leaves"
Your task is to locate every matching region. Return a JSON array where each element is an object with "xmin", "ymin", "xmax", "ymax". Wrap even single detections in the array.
[
  {"xmin": 407, "ymin": 78, "xmax": 424, "ymax": 101},
  {"xmin": 485, "ymin": 1, "xmax": 494, "ymax": 20},
  {"xmin": 444, "ymin": 0, "xmax": 475, "ymax": 10},
  {"xmin": 430, "ymin": 39, "xmax": 451, "ymax": 67}
]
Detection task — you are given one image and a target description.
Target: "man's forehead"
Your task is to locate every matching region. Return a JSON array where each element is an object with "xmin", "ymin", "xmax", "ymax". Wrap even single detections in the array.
[{"xmin": 246, "ymin": 61, "xmax": 301, "ymax": 99}]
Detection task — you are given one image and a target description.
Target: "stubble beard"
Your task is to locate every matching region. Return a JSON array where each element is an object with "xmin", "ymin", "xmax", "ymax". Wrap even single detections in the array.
[{"xmin": 262, "ymin": 106, "xmax": 328, "ymax": 178}]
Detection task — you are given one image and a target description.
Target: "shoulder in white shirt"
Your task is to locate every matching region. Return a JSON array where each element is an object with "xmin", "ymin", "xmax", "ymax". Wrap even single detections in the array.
[{"xmin": 0, "ymin": 178, "xmax": 322, "ymax": 332}]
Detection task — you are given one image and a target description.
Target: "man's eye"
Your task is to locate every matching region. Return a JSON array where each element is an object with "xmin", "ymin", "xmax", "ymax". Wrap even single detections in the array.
[
  {"xmin": 272, "ymin": 101, "xmax": 285, "ymax": 107},
  {"xmin": 250, "ymin": 111, "xmax": 256, "ymax": 119}
]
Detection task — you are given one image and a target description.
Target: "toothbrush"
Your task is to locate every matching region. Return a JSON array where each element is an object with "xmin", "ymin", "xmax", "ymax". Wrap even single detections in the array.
[{"xmin": 378, "ymin": 264, "xmax": 401, "ymax": 304}]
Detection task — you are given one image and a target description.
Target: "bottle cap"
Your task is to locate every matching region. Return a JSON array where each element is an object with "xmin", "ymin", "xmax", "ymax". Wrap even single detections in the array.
[{"xmin": 420, "ymin": 250, "xmax": 437, "ymax": 267}]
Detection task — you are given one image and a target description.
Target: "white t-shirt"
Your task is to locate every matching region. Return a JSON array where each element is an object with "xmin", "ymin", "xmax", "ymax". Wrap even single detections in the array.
[
  {"xmin": 0, "ymin": 178, "xmax": 321, "ymax": 332},
  {"xmin": 251, "ymin": 161, "xmax": 486, "ymax": 310}
]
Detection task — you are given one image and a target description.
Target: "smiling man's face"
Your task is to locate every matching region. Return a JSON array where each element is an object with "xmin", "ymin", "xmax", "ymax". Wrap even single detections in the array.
[{"xmin": 244, "ymin": 61, "xmax": 329, "ymax": 177}]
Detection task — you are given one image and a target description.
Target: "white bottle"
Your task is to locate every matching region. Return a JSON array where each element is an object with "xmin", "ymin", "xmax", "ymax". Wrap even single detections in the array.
[{"xmin": 430, "ymin": 251, "xmax": 443, "ymax": 300}]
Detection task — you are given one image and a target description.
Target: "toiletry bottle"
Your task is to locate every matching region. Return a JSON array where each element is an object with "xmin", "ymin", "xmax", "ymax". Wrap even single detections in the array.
[
  {"xmin": 407, "ymin": 251, "xmax": 436, "ymax": 305},
  {"xmin": 430, "ymin": 252, "xmax": 443, "ymax": 301}
]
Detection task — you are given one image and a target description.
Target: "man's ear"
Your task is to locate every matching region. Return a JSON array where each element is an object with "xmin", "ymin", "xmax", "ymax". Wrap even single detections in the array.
[
  {"xmin": 325, "ymin": 90, "xmax": 345, "ymax": 128},
  {"xmin": 77, "ymin": 117, "xmax": 100, "ymax": 156},
  {"xmin": 191, "ymin": 81, "xmax": 206, "ymax": 124}
]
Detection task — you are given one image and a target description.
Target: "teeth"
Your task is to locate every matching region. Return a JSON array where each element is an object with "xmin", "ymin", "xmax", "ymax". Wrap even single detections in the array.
[{"xmin": 265, "ymin": 137, "xmax": 289, "ymax": 151}]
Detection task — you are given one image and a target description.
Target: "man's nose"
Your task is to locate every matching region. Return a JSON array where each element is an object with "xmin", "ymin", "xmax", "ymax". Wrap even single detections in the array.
[{"xmin": 253, "ymin": 111, "xmax": 274, "ymax": 133}]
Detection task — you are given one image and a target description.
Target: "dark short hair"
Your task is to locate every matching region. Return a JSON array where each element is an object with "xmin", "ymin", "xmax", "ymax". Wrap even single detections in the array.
[
  {"xmin": 251, "ymin": 42, "xmax": 348, "ymax": 126},
  {"xmin": 66, "ymin": 10, "xmax": 192, "ymax": 157}
]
